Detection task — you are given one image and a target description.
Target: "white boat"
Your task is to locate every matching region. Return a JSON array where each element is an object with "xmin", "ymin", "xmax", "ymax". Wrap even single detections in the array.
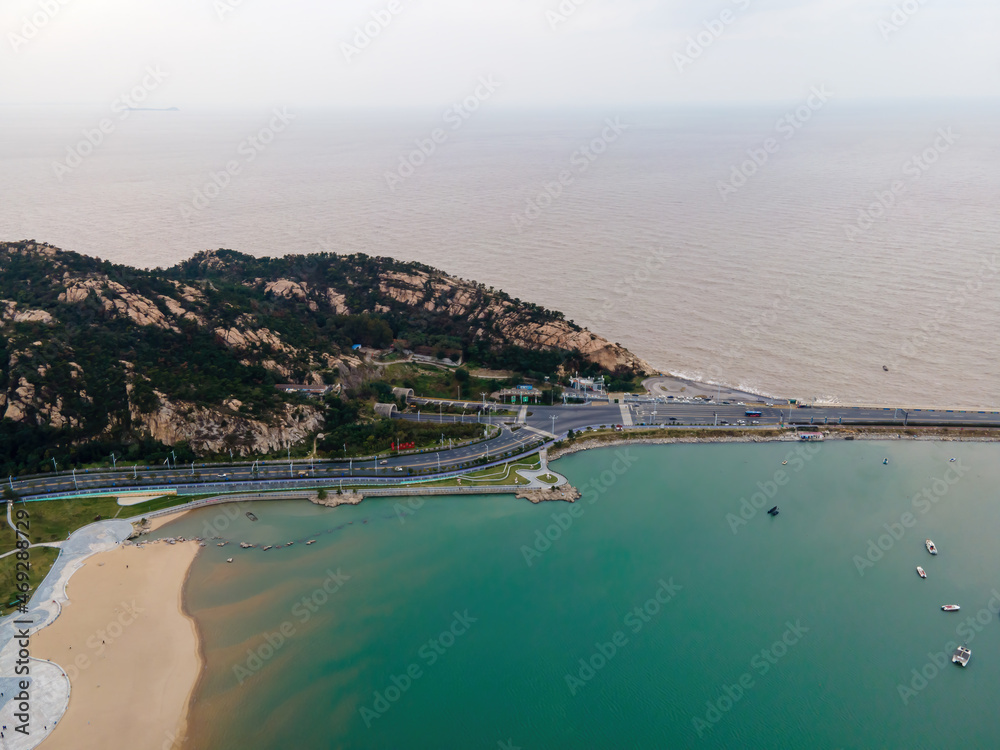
[
  {"xmin": 226, "ymin": 557, "xmax": 234, "ymax": 563},
  {"xmin": 952, "ymin": 646, "xmax": 971, "ymax": 667},
  {"xmin": 926, "ymin": 539, "xmax": 938, "ymax": 555},
  {"xmin": 916, "ymin": 566, "xmax": 927, "ymax": 579},
  {"xmin": 942, "ymin": 605, "xmax": 960, "ymax": 612}
]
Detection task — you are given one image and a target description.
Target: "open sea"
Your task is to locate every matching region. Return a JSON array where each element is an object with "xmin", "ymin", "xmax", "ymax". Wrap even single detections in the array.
[
  {"xmin": 155, "ymin": 441, "xmax": 1000, "ymax": 749},
  {"xmin": 3, "ymin": 102, "xmax": 1000, "ymax": 406}
]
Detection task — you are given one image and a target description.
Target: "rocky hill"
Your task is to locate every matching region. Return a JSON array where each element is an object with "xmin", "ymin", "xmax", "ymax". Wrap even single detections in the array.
[{"xmin": 0, "ymin": 241, "xmax": 652, "ymax": 468}]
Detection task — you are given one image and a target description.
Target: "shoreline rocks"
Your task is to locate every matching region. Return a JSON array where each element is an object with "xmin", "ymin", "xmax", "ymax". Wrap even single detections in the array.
[
  {"xmin": 310, "ymin": 491, "xmax": 365, "ymax": 508},
  {"xmin": 515, "ymin": 485, "xmax": 581, "ymax": 504}
]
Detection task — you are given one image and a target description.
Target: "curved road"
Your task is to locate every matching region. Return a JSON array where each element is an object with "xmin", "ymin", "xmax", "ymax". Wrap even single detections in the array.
[{"xmin": 9, "ymin": 400, "xmax": 1000, "ymax": 501}]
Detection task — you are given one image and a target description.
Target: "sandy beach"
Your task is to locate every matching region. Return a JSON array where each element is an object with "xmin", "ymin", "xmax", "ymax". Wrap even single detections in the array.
[{"xmin": 32, "ymin": 515, "xmax": 200, "ymax": 750}]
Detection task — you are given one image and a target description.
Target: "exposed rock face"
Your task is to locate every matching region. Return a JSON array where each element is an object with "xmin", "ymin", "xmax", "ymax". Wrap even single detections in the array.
[
  {"xmin": 1, "ymin": 241, "xmax": 655, "ymax": 456},
  {"xmin": 3, "ymin": 377, "xmax": 35, "ymax": 422},
  {"xmin": 15, "ymin": 310, "xmax": 54, "ymax": 324},
  {"xmin": 0, "ymin": 300, "xmax": 54, "ymax": 326},
  {"xmin": 265, "ymin": 278, "xmax": 319, "ymax": 311},
  {"xmin": 377, "ymin": 270, "xmax": 654, "ymax": 374},
  {"xmin": 216, "ymin": 326, "xmax": 292, "ymax": 354},
  {"xmin": 131, "ymin": 390, "xmax": 324, "ymax": 455},
  {"xmin": 59, "ymin": 277, "xmax": 180, "ymax": 331},
  {"xmin": 327, "ymin": 289, "xmax": 349, "ymax": 314},
  {"xmin": 502, "ymin": 320, "xmax": 650, "ymax": 373}
]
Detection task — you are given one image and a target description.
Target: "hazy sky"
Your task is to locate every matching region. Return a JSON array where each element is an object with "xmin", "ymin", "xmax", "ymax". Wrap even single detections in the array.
[{"xmin": 1, "ymin": 0, "xmax": 998, "ymax": 108}]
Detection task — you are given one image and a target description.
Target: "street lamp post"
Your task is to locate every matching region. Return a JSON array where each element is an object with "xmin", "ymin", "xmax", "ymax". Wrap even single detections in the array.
[
  {"xmin": 111, "ymin": 453, "xmax": 117, "ymax": 470},
  {"xmin": 550, "ymin": 414, "xmax": 557, "ymax": 436},
  {"xmin": 72, "ymin": 468, "xmax": 78, "ymax": 491},
  {"xmin": 52, "ymin": 457, "xmax": 57, "ymax": 473}
]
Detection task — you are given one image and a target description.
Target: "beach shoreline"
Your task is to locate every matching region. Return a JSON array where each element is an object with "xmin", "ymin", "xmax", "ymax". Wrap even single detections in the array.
[
  {"xmin": 30, "ymin": 510, "xmax": 200, "ymax": 750},
  {"xmin": 14, "ymin": 430, "xmax": 1000, "ymax": 748}
]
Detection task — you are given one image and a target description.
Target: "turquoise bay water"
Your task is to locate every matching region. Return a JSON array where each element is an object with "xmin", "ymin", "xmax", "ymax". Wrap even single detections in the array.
[{"xmin": 159, "ymin": 442, "xmax": 1000, "ymax": 749}]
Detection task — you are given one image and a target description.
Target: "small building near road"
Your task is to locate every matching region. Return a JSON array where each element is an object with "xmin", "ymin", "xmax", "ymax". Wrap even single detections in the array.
[{"xmin": 570, "ymin": 376, "xmax": 605, "ymax": 393}]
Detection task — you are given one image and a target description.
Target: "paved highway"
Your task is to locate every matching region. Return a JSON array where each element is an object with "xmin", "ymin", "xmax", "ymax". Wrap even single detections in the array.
[
  {"xmin": 10, "ymin": 399, "xmax": 1000, "ymax": 501},
  {"xmin": 625, "ymin": 402, "xmax": 1000, "ymax": 428},
  {"xmin": 10, "ymin": 423, "xmax": 542, "ymax": 500}
]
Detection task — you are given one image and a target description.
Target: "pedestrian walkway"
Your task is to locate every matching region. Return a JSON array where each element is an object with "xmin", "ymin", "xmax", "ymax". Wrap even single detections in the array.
[
  {"xmin": 0, "ymin": 519, "xmax": 133, "ymax": 750},
  {"xmin": 619, "ymin": 402, "xmax": 634, "ymax": 426},
  {"xmin": 521, "ymin": 425, "xmax": 556, "ymax": 440},
  {"xmin": 514, "ymin": 448, "xmax": 567, "ymax": 488}
]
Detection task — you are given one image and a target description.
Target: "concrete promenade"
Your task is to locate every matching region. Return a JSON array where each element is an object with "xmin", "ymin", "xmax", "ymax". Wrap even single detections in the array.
[
  {"xmin": 0, "ymin": 520, "xmax": 133, "ymax": 750},
  {"xmin": 0, "ymin": 454, "xmax": 576, "ymax": 749}
]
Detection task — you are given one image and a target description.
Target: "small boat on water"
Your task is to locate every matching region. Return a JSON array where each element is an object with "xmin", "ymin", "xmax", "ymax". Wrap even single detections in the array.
[
  {"xmin": 942, "ymin": 605, "xmax": 961, "ymax": 612},
  {"xmin": 306, "ymin": 540, "xmax": 316, "ymax": 545},
  {"xmin": 926, "ymin": 539, "xmax": 938, "ymax": 555},
  {"xmin": 767, "ymin": 506, "xmax": 779, "ymax": 516},
  {"xmin": 781, "ymin": 461, "xmax": 787, "ymax": 465},
  {"xmin": 263, "ymin": 545, "xmax": 272, "ymax": 551},
  {"xmin": 226, "ymin": 558, "xmax": 234, "ymax": 563},
  {"xmin": 246, "ymin": 511, "xmax": 258, "ymax": 522},
  {"xmin": 883, "ymin": 458, "xmax": 889, "ymax": 465},
  {"xmin": 916, "ymin": 566, "xmax": 927, "ymax": 579},
  {"xmin": 952, "ymin": 646, "xmax": 972, "ymax": 667},
  {"xmin": 217, "ymin": 542, "xmax": 228, "ymax": 547}
]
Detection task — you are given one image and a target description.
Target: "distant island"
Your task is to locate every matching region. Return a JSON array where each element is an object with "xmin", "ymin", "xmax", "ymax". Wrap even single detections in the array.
[{"xmin": 0, "ymin": 241, "xmax": 652, "ymax": 475}]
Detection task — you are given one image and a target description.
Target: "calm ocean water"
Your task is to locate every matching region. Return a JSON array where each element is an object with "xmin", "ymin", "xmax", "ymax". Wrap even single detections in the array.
[
  {"xmin": 158, "ymin": 441, "xmax": 1000, "ymax": 749},
  {"xmin": 3, "ymin": 103, "xmax": 1000, "ymax": 406}
]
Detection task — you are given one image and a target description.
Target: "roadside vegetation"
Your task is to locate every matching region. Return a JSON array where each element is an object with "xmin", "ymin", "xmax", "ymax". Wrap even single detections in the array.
[
  {"xmin": 2, "ymin": 244, "xmax": 645, "ymax": 477},
  {"xmin": 0, "ymin": 492, "xmax": 218, "ymax": 555},
  {"xmin": 0, "ymin": 495, "xmax": 126, "ymax": 555},
  {"xmin": 0, "ymin": 546, "xmax": 59, "ymax": 616}
]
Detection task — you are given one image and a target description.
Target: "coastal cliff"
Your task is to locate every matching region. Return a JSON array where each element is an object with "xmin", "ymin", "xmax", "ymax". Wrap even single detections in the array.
[{"xmin": 0, "ymin": 241, "xmax": 652, "ymax": 466}]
